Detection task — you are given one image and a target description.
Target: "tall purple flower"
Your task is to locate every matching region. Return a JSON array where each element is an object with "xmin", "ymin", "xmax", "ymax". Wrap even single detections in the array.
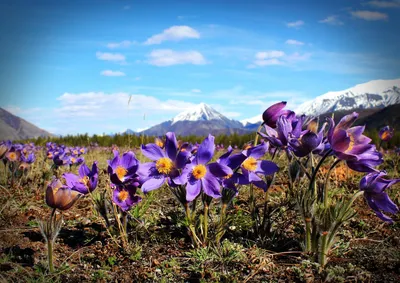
[
  {"xmin": 360, "ymin": 171, "xmax": 399, "ymax": 223},
  {"xmin": 175, "ymin": 135, "xmax": 233, "ymax": 201},
  {"xmin": 379, "ymin": 126, "xmax": 394, "ymax": 142},
  {"xmin": 112, "ymin": 183, "xmax": 142, "ymax": 211},
  {"xmin": 240, "ymin": 142, "xmax": 279, "ymax": 191},
  {"xmin": 217, "ymin": 146, "xmax": 248, "ymax": 193},
  {"xmin": 108, "ymin": 151, "xmax": 139, "ymax": 185},
  {"xmin": 63, "ymin": 162, "xmax": 98, "ymax": 194},
  {"xmin": 327, "ymin": 112, "xmax": 383, "ymax": 172},
  {"xmin": 262, "ymin": 101, "xmax": 291, "ymax": 128},
  {"xmin": 139, "ymin": 132, "xmax": 190, "ymax": 193}
]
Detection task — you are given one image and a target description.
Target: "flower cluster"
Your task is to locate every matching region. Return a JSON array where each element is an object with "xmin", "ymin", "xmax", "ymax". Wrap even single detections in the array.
[
  {"xmin": 259, "ymin": 101, "xmax": 398, "ymax": 223},
  {"xmin": 46, "ymin": 142, "xmax": 86, "ymax": 167}
]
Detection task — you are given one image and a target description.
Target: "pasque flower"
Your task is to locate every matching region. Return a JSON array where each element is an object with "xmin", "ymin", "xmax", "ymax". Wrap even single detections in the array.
[
  {"xmin": 46, "ymin": 178, "xmax": 81, "ymax": 211},
  {"xmin": 108, "ymin": 151, "xmax": 139, "ymax": 185},
  {"xmin": 175, "ymin": 134, "xmax": 233, "ymax": 201},
  {"xmin": 240, "ymin": 142, "xmax": 279, "ymax": 191},
  {"xmin": 262, "ymin": 101, "xmax": 291, "ymax": 128},
  {"xmin": 63, "ymin": 162, "xmax": 98, "ymax": 194},
  {"xmin": 139, "ymin": 132, "xmax": 189, "ymax": 193},
  {"xmin": 327, "ymin": 112, "xmax": 383, "ymax": 172},
  {"xmin": 379, "ymin": 126, "xmax": 394, "ymax": 142},
  {"xmin": 360, "ymin": 171, "xmax": 400, "ymax": 223},
  {"xmin": 112, "ymin": 183, "xmax": 142, "ymax": 211}
]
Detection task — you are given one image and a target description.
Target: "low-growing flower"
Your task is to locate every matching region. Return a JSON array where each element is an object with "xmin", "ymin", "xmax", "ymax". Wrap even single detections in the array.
[
  {"xmin": 175, "ymin": 134, "xmax": 233, "ymax": 201},
  {"xmin": 46, "ymin": 178, "xmax": 81, "ymax": 210},
  {"xmin": 360, "ymin": 171, "xmax": 400, "ymax": 223},
  {"xmin": 112, "ymin": 183, "xmax": 142, "ymax": 211},
  {"xmin": 379, "ymin": 126, "xmax": 394, "ymax": 142},
  {"xmin": 108, "ymin": 151, "xmax": 139, "ymax": 185},
  {"xmin": 63, "ymin": 162, "xmax": 98, "ymax": 194},
  {"xmin": 262, "ymin": 101, "xmax": 291, "ymax": 128}
]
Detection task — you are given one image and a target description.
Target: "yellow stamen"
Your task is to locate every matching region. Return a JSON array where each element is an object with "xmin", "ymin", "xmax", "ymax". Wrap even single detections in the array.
[
  {"xmin": 70, "ymin": 157, "xmax": 76, "ymax": 163},
  {"xmin": 8, "ymin": 152, "xmax": 17, "ymax": 161},
  {"xmin": 80, "ymin": 148, "xmax": 85, "ymax": 153},
  {"xmin": 73, "ymin": 150, "xmax": 78, "ymax": 155},
  {"xmin": 346, "ymin": 134, "xmax": 355, "ymax": 153},
  {"xmin": 382, "ymin": 131, "xmax": 390, "ymax": 141},
  {"xmin": 242, "ymin": 157, "xmax": 258, "ymax": 172},
  {"xmin": 80, "ymin": 176, "xmax": 90, "ymax": 187},
  {"xmin": 118, "ymin": 190, "xmax": 129, "ymax": 201},
  {"xmin": 223, "ymin": 174, "xmax": 232, "ymax": 179},
  {"xmin": 192, "ymin": 164, "xmax": 207, "ymax": 180},
  {"xmin": 115, "ymin": 166, "xmax": 128, "ymax": 181},
  {"xmin": 155, "ymin": 138, "xmax": 164, "ymax": 148},
  {"xmin": 156, "ymin": 157, "xmax": 174, "ymax": 175}
]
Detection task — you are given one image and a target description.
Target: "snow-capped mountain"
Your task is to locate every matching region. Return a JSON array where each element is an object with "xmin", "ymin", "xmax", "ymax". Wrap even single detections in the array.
[
  {"xmin": 172, "ymin": 103, "xmax": 226, "ymax": 125},
  {"xmin": 141, "ymin": 103, "xmax": 246, "ymax": 136},
  {"xmin": 295, "ymin": 78, "xmax": 400, "ymax": 116},
  {"xmin": 241, "ymin": 115, "xmax": 262, "ymax": 126}
]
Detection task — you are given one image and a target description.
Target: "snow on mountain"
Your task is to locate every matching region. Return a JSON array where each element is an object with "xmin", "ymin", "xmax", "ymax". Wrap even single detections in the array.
[
  {"xmin": 295, "ymin": 78, "xmax": 400, "ymax": 116},
  {"xmin": 171, "ymin": 102, "xmax": 226, "ymax": 125},
  {"xmin": 240, "ymin": 115, "xmax": 262, "ymax": 126}
]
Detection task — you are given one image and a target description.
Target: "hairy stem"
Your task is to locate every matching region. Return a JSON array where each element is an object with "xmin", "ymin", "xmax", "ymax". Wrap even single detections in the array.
[{"xmin": 323, "ymin": 159, "xmax": 342, "ymax": 207}]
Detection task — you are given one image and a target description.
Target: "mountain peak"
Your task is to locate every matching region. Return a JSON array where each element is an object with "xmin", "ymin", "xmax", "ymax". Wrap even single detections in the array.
[{"xmin": 171, "ymin": 103, "xmax": 225, "ymax": 125}]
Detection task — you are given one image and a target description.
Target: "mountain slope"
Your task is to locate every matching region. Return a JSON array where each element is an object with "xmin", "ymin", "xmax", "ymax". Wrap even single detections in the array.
[
  {"xmin": 141, "ymin": 103, "xmax": 246, "ymax": 136},
  {"xmin": 295, "ymin": 79, "xmax": 400, "ymax": 116},
  {"xmin": 0, "ymin": 108, "xmax": 53, "ymax": 140}
]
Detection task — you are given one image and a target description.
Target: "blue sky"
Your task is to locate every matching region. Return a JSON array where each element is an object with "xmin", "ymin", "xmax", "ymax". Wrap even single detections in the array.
[{"xmin": 0, "ymin": 0, "xmax": 399, "ymax": 135}]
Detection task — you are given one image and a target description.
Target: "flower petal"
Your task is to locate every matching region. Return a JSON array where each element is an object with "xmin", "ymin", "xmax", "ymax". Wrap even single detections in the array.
[
  {"xmin": 186, "ymin": 179, "xmax": 201, "ymax": 201},
  {"xmin": 196, "ymin": 134, "xmax": 215, "ymax": 164},
  {"xmin": 141, "ymin": 144, "xmax": 165, "ymax": 161},
  {"xmin": 201, "ymin": 173, "xmax": 222, "ymax": 199},
  {"xmin": 142, "ymin": 176, "xmax": 166, "ymax": 193}
]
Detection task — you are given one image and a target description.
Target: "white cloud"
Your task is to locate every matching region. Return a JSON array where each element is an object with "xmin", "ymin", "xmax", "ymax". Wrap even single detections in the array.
[
  {"xmin": 366, "ymin": 1, "xmax": 400, "ymax": 8},
  {"xmin": 144, "ymin": 26, "xmax": 200, "ymax": 45},
  {"xmin": 250, "ymin": 50, "xmax": 311, "ymax": 68},
  {"xmin": 148, "ymin": 49, "xmax": 207, "ymax": 66},
  {"xmin": 350, "ymin": 10, "xmax": 388, "ymax": 21},
  {"xmin": 319, "ymin": 15, "xmax": 344, "ymax": 25},
  {"xmin": 123, "ymin": 5, "xmax": 130, "ymax": 10},
  {"xmin": 96, "ymin": 52, "xmax": 126, "ymax": 63},
  {"xmin": 286, "ymin": 20, "xmax": 304, "ymax": 28},
  {"xmin": 101, "ymin": 70, "xmax": 126, "ymax": 77},
  {"xmin": 285, "ymin": 39, "xmax": 305, "ymax": 45},
  {"xmin": 191, "ymin": 89, "xmax": 201, "ymax": 93},
  {"xmin": 107, "ymin": 40, "xmax": 135, "ymax": 49}
]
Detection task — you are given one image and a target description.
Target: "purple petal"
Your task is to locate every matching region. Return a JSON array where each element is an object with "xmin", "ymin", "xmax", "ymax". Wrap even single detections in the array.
[
  {"xmin": 142, "ymin": 176, "xmax": 166, "ymax": 193},
  {"xmin": 196, "ymin": 134, "xmax": 215, "ymax": 164},
  {"xmin": 201, "ymin": 173, "xmax": 222, "ymax": 199},
  {"xmin": 262, "ymin": 101, "xmax": 287, "ymax": 127},
  {"xmin": 256, "ymin": 160, "xmax": 279, "ymax": 175},
  {"xmin": 186, "ymin": 179, "xmax": 201, "ymax": 201},
  {"xmin": 121, "ymin": 151, "xmax": 138, "ymax": 169},
  {"xmin": 246, "ymin": 142, "xmax": 268, "ymax": 159},
  {"xmin": 337, "ymin": 112, "xmax": 358, "ymax": 130},
  {"xmin": 207, "ymin": 162, "xmax": 233, "ymax": 178},
  {"xmin": 79, "ymin": 163, "xmax": 90, "ymax": 178},
  {"xmin": 63, "ymin": 173, "xmax": 80, "ymax": 188},
  {"xmin": 165, "ymin": 132, "xmax": 178, "ymax": 160},
  {"xmin": 141, "ymin": 144, "xmax": 165, "ymax": 161}
]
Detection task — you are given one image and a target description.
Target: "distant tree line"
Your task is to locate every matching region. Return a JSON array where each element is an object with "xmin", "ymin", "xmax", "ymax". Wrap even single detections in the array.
[{"xmin": 17, "ymin": 130, "xmax": 399, "ymax": 150}]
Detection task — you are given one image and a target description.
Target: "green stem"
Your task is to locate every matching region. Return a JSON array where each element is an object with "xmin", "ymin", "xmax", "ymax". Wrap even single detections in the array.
[
  {"xmin": 184, "ymin": 203, "xmax": 200, "ymax": 247},
  {"xmin": 319, "ymin": 232, "xmax": 329, "ymax": 267},
  {"xmin": 47, "ymin": 239, "xmax": 54, "ymax": 273},
  {"xmin": 203, "ymin": 203, "xmax": 209, "ymax": 246},
  {"xmin": 305, "ymin": 218, "xmax": 312, "ymax": 252},
  {"xmin": 216, "ymin": 203, "xmax": 227, "ymax": 245},
  {"xmin": 254, "ymin": 123, "xmax": 264, "ymax": 146},
  {"xmin": 323, "ymin": 159, "xmax": 342, "ymax": 207},
  {"xmin": 309, "ymin": 149, "xmax": 333, "ymax": 196}
]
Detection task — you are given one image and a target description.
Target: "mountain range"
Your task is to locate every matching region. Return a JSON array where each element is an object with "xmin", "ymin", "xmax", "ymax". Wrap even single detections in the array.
[
  {"xmin": 0, "ymin": 107, "xmax": 53, "ymax": 140},
  {"xmin": 1, "ymin": 78, "xmax": 399, "ymax": 139}
]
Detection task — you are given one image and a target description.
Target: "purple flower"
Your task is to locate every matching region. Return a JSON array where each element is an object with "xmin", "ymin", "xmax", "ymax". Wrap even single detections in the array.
[
  {"xmin": 21, "ymin": 152, "xmax": 36, "ymax": 164},
  {"xmin": 46, "ymin": 178, "xmax": 81, "ymax": 211},
  {"xmin": 262, "ymin": 101, "xmax": 291, "ymax": 128},
  {"xmin": 217, "ymin": 146, "xmax": 248, "ymax": 193},
  {"xmin": 108, "ymin": 151, "xmax": 139, "ymax": 185},
  {"xmin": 112, "ymin": 183, "xmax": 142, "ymax": 211},
  {"xmin": 327, "ymin": 113, "xmax": 383, "ymax": 172},
  {"xmin": 0, "ymin": 140, "xmax": 12, "ymax": 159},
  {"xmin": 240, "ymin": 142, "xmax": 279, "ymax": 191},
  {"xmin": 379, "ymin": 126, "xmax": 394, "ymax": 142},
  {"xmin": 175, "ymin": 134, "xmax": 233, "ymax": 201},
  {"xmin": 360, "ymin": 171, "xmax": 400, "ymax": 223},
  {"xmin": 5, "ymin": 147, "xmax": 21, "ymax": 162},
  {"xmin": 139, "ymin": 132, "xmax": 189, "ymax": 193},
  {"xmin": 63, "ymin": 162, "xmax": 98, "ymax": 195}
]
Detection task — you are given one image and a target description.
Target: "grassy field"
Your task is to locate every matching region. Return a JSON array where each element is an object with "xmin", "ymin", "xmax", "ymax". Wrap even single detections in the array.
[{"xmin": 0, "ymin": 142, "xmax": 399, "ymax": 282}]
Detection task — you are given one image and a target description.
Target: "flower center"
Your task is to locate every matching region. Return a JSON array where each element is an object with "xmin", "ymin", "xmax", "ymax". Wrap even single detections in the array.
[
  {"xmin": 381, "ymin": 131, "xmax": 391, "ymax": 141},
  {"xmin": 156, "ymin": 157, "xmax": 174, "ymax": 175},
  {"xmin": 192, "ymin": 164, "xmax": 207, "ymax": 180},
  {"xmin": 115, "ymin": 166, "xmax": 128, "ymax": 181},
  {"xmin": 118, "ymin": 190, "xmax": 129, "ymax": 201},
  {"xmin": 223, "ymin": 174, "xmax": 232, "ymax": 179},
  {"xmin": 80, "ymin": 176, "xmax": 90, "ymax": 187},
  {"xmin": 73, "ymin": 150, "xmax": 78, "ymax": 155},
  {"xmin": 155, "ymin": 139, "xmax": 164, "ymax": 148},
  {"xmin": 80, "ymin": 148, "xmax": 85, "ymax": 153},
  {"xmin": 8, "ymin": 152, "xmax": 17, "ymax": 161},
  {"xmin": 346, "ymin": 133, "xmax": 355, "ymax": 153},
  {"xmin": 70, "ymin": 157, "xmax": 76, "ymax": 163},
  {"xmin": 242, "ymin": 157, "xmax": 258, "ymax": 171}
]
